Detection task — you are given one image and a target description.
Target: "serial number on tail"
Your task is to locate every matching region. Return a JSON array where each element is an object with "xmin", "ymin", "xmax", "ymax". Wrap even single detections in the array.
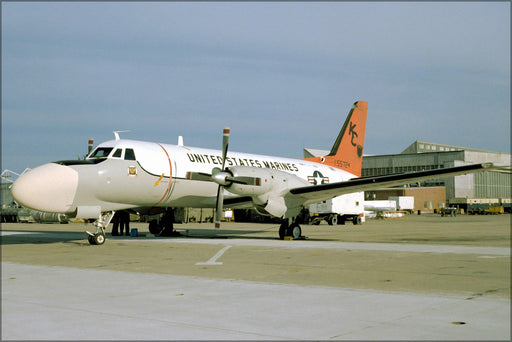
[{"xmin": 335, "ymin": 160, "xmax": 351, "ymax": 168}]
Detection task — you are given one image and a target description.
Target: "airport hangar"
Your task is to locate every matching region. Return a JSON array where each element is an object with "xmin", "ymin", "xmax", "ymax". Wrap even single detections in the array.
[{"xmin": 304, "ymin": 140, "xmax": 512, "ymax": 214}]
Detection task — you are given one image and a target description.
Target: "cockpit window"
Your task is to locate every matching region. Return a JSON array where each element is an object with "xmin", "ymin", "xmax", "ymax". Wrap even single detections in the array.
[
  {"xmin": 124, "ymin": 148, "xmax": 136, "ymax": 161},
  {"xmin": 89, "ymin": 147, "xmax": 113, "ymax": 159},
  {"xmin": 112, "ymin": 149, "xmax": 123, "ymax": 158}
]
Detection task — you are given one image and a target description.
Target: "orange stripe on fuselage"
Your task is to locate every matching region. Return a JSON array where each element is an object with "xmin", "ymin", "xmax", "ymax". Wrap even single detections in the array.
[{"xmin": 153, "ymin": 143, "xmax": 173, "ymax": 206}]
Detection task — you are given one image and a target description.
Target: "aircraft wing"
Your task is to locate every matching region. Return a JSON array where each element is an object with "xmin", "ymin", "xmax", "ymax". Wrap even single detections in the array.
[{"xmin": 289, "ymin": 162, "xmax": 496, "ymax": 203}]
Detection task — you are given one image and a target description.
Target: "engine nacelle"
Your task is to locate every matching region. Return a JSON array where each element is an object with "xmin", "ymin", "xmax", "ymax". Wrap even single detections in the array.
[
  {"xmin": 227, "ymin": 166, "xmax": 309, "ymax": 196},
  {"xmin": 226, "ymin": 166, "xmax": 273, "ymax": 195},
  {"xmin": 256, "ymin": 196, "xmax": 287, "ymax": 217}
]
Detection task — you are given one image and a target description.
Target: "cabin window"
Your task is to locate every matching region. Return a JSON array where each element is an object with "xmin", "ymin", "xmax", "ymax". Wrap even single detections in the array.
[
  {"xmin": 124, "ymin": 148, "xmax": 136, "ymax": 161},
  {"xmin": 113, "ymin": 149, "xmax": 123, "ymax": 158},
  {"xmin": 89, "ymin": 147, "xmax": 113, "ymax": 159}
]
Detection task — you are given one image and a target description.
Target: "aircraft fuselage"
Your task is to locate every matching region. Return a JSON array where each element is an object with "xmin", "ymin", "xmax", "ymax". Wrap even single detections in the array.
[{"xmin": 13, "ymin": 138, "xmax": 356, "ymax": 219}]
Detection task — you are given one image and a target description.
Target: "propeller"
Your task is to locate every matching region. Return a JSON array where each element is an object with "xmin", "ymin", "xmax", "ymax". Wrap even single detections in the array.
[
  {"xmin": 214, "ymin": 128, "xmax": 231, "ymax": 228},
  {"xmin": 186, "ymin": 127, "xmax": 261, "ymax": 229}
]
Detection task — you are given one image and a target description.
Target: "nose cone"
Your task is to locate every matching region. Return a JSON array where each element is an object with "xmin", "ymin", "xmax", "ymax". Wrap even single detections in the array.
[{"xmin": 11, "ymin": 163, "xmax": 79, "ymax": 213}]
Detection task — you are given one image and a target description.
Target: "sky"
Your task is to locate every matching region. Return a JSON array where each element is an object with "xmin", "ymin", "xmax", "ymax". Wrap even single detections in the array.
[{"xmin": 2, "ymin": 1, "xmax": 510, "ymax": 174}]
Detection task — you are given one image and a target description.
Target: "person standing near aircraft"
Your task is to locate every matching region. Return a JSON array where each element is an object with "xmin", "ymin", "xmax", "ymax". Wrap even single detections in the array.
[
  {"xmin": 111, "ymin": 211, "xmax": 121, "ymax": 236},
  {"xmin": 119, "ymin": 210, "xmax": 130, "ymax": 236},
  {"xmin": 111, "ymin": 210, "xmax": 130, "ymax": 236}
]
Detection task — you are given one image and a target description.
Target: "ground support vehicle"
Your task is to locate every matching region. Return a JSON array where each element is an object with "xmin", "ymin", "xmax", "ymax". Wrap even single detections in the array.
[{"xmin": 309, "ymin": 192, "xmax": 365, "ymax": 226}]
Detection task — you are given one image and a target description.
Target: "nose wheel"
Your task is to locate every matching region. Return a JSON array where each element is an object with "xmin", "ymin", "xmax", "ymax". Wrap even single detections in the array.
[
  {"xmin": 85, "ymin": 211, "xmax": 115, "ymax": 245},
  {"xmin": 87, "ymin": 232, "xmax": 106, "ymax": 245}
]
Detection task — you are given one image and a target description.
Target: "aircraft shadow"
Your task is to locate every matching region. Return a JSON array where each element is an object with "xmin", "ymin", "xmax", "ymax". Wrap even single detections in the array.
[
  {"xmin": 0, "ymin": 228, "xmax": 340, "ymax": 245},
  {"xmin": 0, "ymin": 230, "xmax": 88, "ymax": 245}
]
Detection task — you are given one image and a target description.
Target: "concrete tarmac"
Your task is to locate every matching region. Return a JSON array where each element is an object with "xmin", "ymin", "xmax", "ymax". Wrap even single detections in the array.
[{"xmin": 1, "ymin": 214, "xmax": 510, "ymax": 340}]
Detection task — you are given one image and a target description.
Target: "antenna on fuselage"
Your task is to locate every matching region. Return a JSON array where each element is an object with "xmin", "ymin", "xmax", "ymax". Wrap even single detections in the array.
[{"xmin": 113, "ymin": 130, "xmax": 131, "ymax": 141}]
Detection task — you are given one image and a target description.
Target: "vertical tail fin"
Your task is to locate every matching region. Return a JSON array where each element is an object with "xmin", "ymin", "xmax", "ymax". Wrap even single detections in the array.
[{"xmin": 302, "ymin": 101, "xmax": 367, "ymax": 177}]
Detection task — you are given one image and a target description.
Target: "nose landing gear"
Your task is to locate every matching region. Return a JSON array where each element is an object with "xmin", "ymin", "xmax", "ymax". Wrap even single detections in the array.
[
  {"xmin": 85, "ymin": 211, "xmax": 115, "ymax": 245},
  {"xmin": 87, "ymin": 232, "xmax": 105, "ymax": 245}
]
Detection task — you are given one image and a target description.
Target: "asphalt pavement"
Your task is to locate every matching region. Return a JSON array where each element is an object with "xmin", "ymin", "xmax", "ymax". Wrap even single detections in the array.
[{"xmin": 1, "ymin": 214, "xmax": 510, "ymax": 340}]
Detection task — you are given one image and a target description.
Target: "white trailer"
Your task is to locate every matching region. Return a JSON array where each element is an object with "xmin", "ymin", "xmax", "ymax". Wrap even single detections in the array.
[
  {"xmin": 309, "ymin": 192, "xmax": 365, "ymax": 225},
  {"xmin": 388, "ymin": 196, "xmax": 414, "ymax": 213}
]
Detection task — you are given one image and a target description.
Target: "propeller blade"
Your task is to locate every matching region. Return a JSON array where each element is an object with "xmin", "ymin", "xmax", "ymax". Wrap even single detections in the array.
[
  {"xmin": 226, "ymin": 176, "xmax": 262, "ymax": 186},
  {"xmin": 186, "ymin": 172, "xmax": 212, "ymax": 182},
  {"xmin": 215, "ymin": 185, "xmax": 224, "ymax": 229},
  {"xmin": 221, "ymin": 127, "xmax": 230, "ymax": 170}
]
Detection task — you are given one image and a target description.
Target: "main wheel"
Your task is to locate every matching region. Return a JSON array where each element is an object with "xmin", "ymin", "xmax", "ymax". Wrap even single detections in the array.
[
  {"xmin": 148, "ymin": 219, "xmax": 163, "ymax": 235},
  {"xmin": 290, "ymin": 225, "xmax": 302, "ymax": 240},
  {"xmin": 353, "ymin": 216, "xmax": 362, "ymax": 225},
  {"xmin": 87, "ymin": 235, "xmax": 96, "ymax": 245}
]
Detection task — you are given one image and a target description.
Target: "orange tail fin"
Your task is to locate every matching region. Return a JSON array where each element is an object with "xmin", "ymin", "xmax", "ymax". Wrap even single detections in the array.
[{"xmin": 302, "ymin": 101, "xmax": 368, "ymax": 177}]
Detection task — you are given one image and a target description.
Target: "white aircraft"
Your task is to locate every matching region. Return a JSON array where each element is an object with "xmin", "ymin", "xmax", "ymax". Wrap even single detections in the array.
[{"xmin": 11, "ymin": 101, "xmax": 495, "ymax": 245}]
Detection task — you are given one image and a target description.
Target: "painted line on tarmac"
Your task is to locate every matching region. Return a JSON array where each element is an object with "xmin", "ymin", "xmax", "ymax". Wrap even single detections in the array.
[
  {"xmin": 195, "ymin": 245, "xmax": 232, "ymax": 265},
  {"xmin": 0, "ymin": 231, "xmax": 37, "ymax": 236}
]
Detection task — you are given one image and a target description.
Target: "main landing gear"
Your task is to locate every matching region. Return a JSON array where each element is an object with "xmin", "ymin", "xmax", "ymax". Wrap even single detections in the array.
[
  {"xmin": 279, "ymin": 218, "xmax": 303, "ymax": 240},
  {"xmin": 148, "ymin": 208, "xmax": 181, "ymax": 237},
  {"xmin": 86, "ymin": 211, "xmax": 115, "ymax": 245}
]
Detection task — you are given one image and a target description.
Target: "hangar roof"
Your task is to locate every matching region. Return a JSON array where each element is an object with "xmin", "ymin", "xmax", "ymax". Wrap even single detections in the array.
[
  {"xmin": 400, "ymin": 140, "xmax": 501, "ymax": 154},
  {"xmin": 304, "ymin": 140, "xmax": 506, "ymax": 158}
]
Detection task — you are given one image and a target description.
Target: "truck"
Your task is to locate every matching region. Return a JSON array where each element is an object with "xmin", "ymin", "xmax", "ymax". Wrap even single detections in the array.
[
  {"xmin": 309, "ymin": 192, "xmax": 365, "ymax": 225},
  {"xmin": 438, "ymin": 207, "xmax": 458, "ymax": 217},
  {"xmin": 468, "ymin": 205, "xmax": 505, "ymax": 215}
]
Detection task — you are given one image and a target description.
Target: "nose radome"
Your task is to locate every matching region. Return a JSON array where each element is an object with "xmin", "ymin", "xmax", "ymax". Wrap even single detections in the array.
[{"xmin": 11, "ymin": 163, "xmax": 79, "ymax": 213}]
